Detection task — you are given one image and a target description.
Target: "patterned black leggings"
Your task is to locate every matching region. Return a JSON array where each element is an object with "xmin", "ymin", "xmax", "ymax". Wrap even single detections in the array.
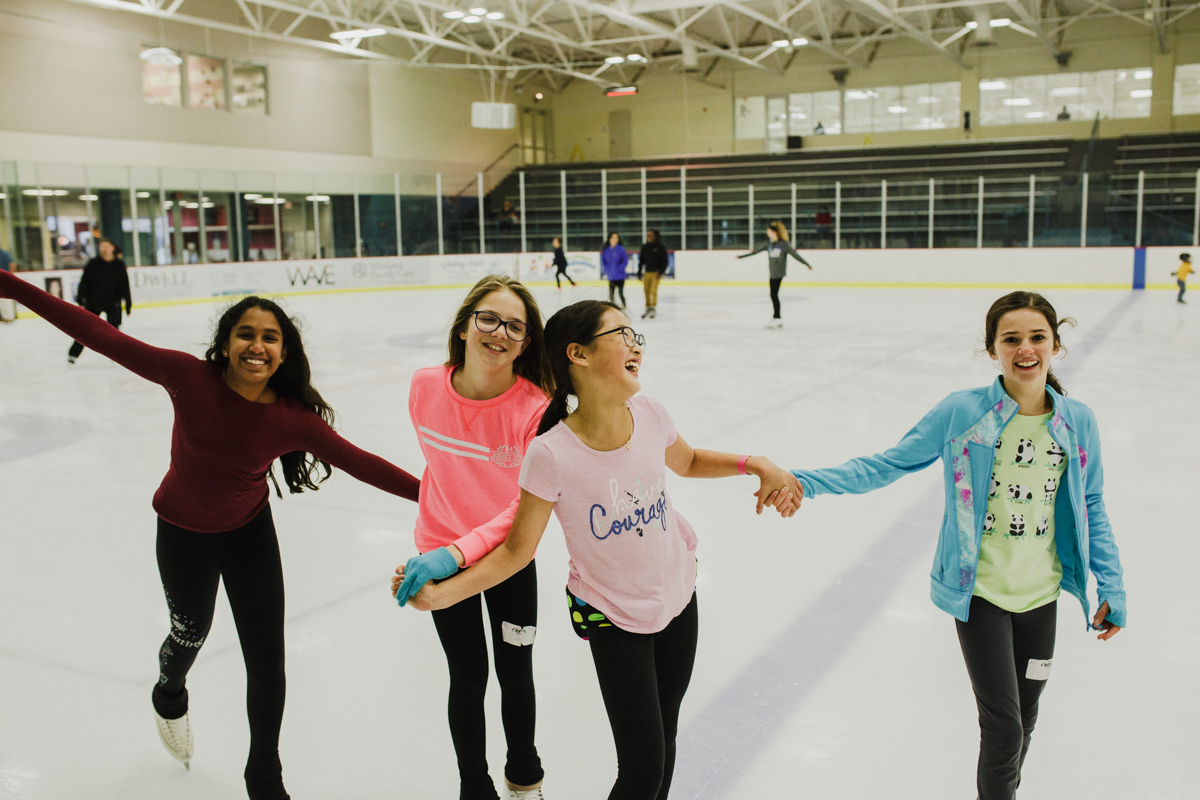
[{"xmin": 152, "ymin": 504, "xmax": 286, "ymax": 781}]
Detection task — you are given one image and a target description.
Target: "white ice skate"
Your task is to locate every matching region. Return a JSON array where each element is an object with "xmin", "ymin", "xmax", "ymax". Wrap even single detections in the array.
[
  {"xmin": 764, "ymin": 319, "xmax": 783, "ymax": 329},
  {"xmin": 505, "ymin": 784, "xmax": 546, "ymax": 800},
  {"xmin": 155, "ymin": 710, "xmax": 194, "ymax": 770}
]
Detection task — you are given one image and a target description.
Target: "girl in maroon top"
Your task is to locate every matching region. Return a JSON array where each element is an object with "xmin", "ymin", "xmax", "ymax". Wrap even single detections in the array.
[{"xmin": 0, "ymin": 271, "xmax": 419, "ymax": 800}]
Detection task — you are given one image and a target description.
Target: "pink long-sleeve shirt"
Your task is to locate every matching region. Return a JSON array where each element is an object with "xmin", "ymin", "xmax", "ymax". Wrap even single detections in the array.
[{"xmin": 409, "ymin": 365, "xmax": 549, "ymax": 565}]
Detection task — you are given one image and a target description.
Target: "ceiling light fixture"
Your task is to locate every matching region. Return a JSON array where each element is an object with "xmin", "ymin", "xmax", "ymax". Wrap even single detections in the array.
[
  {"xmin": 443, "ymin": 10, "xmax": 465, "ymax": 18},
  {"xmin": 244, "ymin": 193, "xmax": 263, "ymax": 200},
  {"xmin": 1049, "ymin": 86, "xmax": 1083, "ymax": 96},
  {"xmin": 469, "ymin": 7, "xmax": 487, "ymax": 14},
  {"xmin": 1134, "ymin": 69, "xmax": 1153, "ymax": 79},
  {"xmin": 1130, "ymin": 89, "xmax": 1153, "ymax": 98},
  {"xmin": 887, "ymin": 106, "xmax": 907, "ymax": 113},
  {"xmin": 605, "ymin": 56, "xmax": 626, "ymax": 64},
  {"xmin": 627, "ymin": 53, "xmax": 646, "ymax": 62},
  {"xmin": 792, "ymin": 37, "xmax": 808, "ymax": 46},
  {"xmin": 486, "ymin": 11, "xmax": 505, "ymax": 19},
  {"xmin": 1003, "ymin": 97, "xmax": 1033, "ymax": 105},
  {"xmin": 606, "ymin": 85, "xmax": 638, "ymax": 96},
  {"xmin": 990, "ymin": 18, "xmax": 1011, "ymax": 26},
  {"xmin": 140, "ymin": 47, "xmax": 182, "ymax": 66},
  {"xmin": 462, "ymin": 15, "xmax": 481, "ymax": 22},
  {"xmin": 305, "ymin": 195, "xmax": 331, "ymax": 202},
  {"xmin": 534, "ymin": 92, "xmax": 544, "ymax": 100},
  {"xmin": 330, "ymin": 28, "xmax": 386, "ymax": 40},
  {"xmin": 772, "ymin": 39, "xmax": 789, "ymax": 47},
  {"xmin": 979, "ymin": 80, "xmax": 1007, "ymax": 90},
  {"xmin": 965, "ymin": 21, "xmax": 978, "ymax": 28},
  {"xmin": 79, "ymin": 194, "xmax": 99, "ymax": 201}
]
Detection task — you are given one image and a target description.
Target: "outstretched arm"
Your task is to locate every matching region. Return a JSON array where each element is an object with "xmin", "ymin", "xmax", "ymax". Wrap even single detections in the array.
[
  {"xmin": 738, "ymin": 242, "xmax": 769, "ymax": 259},
  {"xmin": 396, "ymin": 489, "xmax": 554, "ymax": 611},
  {"xmin": 783, "ymin": 240, "xmax": 812, "ymax": 268},
  {"xmin": 665, "ymin": 434, "xmax": 801, "ymax": 517},
  {"xmin": 791, "ymin": 400, "xmax": 948, "ymax": 498},
  {"xmin": 0, "ymin": 269, "xmax": 189, "ymax": 385},
  {"xmin": 301, "ymin": 420, "xmax": 421, "ymax": 502}
]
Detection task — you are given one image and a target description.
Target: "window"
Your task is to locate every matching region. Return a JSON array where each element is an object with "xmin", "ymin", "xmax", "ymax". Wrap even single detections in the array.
[
  {"xmin": 187, "ymin": 55, "xmax": 227, "ymax": 110},
  {"xmin": 980, "ymin": 69, "xmax": 1151, "ymax": 126},
  {"xmin": 230, "ymin": 61, "xmax": 268, "ymax": 114},
  {"xmin": 1174, "ymin": 63, "xmax": 1200, "ymax": 115},
  {"xmin": 787, "ymin": 91, "xmax": 841, "ymax": 136},
  {"xmin": 142, "ymin": 56, "xmax": 182, "ymax": 107}
]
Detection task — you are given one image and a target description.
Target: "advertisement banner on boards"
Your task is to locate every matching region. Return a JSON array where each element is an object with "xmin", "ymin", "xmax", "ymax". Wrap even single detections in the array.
[{"xmin": 517, "ymin": 252, "xmax": 601, "ymax": 282}]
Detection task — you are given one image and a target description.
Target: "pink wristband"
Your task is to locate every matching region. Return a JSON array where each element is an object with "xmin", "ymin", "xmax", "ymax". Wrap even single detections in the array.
[{"xmin": 737, "ymin": 455, "xmax": 752, "ymax": 475}]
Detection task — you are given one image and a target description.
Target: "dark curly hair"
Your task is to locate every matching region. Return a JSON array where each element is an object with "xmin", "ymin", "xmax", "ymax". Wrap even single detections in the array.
[{"xmin": 205, "ymin": 296, "xmax": 335, "ymax": 497}]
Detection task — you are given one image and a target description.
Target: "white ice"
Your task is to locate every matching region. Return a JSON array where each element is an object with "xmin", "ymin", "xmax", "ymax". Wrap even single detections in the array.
[{"xmin": 0, "ymin": 283, "xmax": 1195, "ymax": 799}]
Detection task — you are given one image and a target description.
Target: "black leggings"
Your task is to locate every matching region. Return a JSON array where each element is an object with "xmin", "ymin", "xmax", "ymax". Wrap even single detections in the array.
[
  {"xmin": 556, "ymin": 266, "xmax": 576, "ymax": 287},
  {"xmin": 956, "ymin": 596, "xmax": 1057, "ymax": 800},
  {"xmin": 608, "ymin": 280, "xmax": 626, "ymax": 307},
  {"xmin": 68, "ymin": 304, "xmax": 122, "ymax": 359},
  {"xmin": 431, "ymin": 559, "xmax": 543, "ymax": 799},
  {"xmin": 768, "ymin": 278, "xmax": 782, "ymax": 319},
  {"xmin": 152, "ymin": 505, "xmax": 287, "ymax": 782},
  {"xmin": 588, "ymin": 592, "xmax": 698, "ymax": 800}
]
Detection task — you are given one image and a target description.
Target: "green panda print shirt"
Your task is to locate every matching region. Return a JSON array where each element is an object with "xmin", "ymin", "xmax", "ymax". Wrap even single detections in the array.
[{"xmin": 975, "ymin": 411, "xmax": 1066, "ymax": 613}]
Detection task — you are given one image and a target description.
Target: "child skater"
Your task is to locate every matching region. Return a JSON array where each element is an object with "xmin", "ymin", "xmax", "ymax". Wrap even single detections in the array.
[
  {"xmin": 552, "ymin": 237, "xmax": 576, "ymax": 289},
  {"xmin": 1171, "ymin": 252, "xmax": 1192, "ymax": 303},
  {"xmin": 394, "ymin": 275, "xmax": 553, "ymax": 800},
  {"xmin": 600, "ymin": 233, "xmax": 628, "ymax": 308},
  {"xmin": 0, "ymin": 270, "xmax": 421, "ymax": 800},
  {"xmin": 394, "ymin": 299, "xmax": 802, "ymax": 800},
  {"xmin": 788, "ymin": 291, "xmax": 1126, "ymax": 800},
  {"xmin": 737, "ymin": 221, "xmax": 812, "ymax": 329}
]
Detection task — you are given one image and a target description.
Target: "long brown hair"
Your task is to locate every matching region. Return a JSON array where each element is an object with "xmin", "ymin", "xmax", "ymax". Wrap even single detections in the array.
[
  {"xmin": 205, "ymin": 296, "xmax": 335, "ymax": 497},
  {"xmin": 537, "ymin": 300, "xmax": 623, "ymax": 435},
  {"xmin": 983, "ymin": 291, "xmax": 1075, "ymax": 396},
  {"xmin": 446, "ymin": 275, "xmax": 553, "ymax": 398}
]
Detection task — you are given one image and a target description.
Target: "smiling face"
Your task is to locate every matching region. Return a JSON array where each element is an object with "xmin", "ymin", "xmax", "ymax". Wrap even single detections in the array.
[
  {"xmin": 608, "ymin": 233, "xmax": 620, "ymax": 248},
  {"xmin": 460, "ymin": 289, "xmax": 529, "ymax": 373},
  {"xmin": 989, "ymin": 308, "xmax": 1059, "ymax": 392},
  {"xmin": 224, "ymin": 307, "xmax": 286, "ymax": 387},
  {"xmin": 569, "ymin": 307, "xmax": 643, "ymax": 401}
]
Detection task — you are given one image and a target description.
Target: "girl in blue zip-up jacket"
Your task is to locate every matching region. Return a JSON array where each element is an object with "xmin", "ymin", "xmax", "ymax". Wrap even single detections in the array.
[{"xmin": 791, "ymin": 291, "xmax": 1125, "ymax": 800}]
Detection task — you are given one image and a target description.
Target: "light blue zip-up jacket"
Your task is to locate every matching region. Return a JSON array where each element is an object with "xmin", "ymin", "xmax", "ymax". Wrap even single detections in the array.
[{"xmin": 791, "ymin": 377, "xmax": 1127, "ymax": 628}]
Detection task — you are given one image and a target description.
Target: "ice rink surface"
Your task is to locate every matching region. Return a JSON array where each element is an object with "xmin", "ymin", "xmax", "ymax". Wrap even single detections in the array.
[{"xmin": 0, "ymin": 282, "xmax": 1195, "ymax": 800}]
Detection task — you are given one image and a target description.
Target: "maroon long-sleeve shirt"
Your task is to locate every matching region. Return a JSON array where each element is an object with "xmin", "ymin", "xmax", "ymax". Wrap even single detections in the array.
[{"xmin": 1, "ymin": 271, "xmax": 419, "ymax": 532}]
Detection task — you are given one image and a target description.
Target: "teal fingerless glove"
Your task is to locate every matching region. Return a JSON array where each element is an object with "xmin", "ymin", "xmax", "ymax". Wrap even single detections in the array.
[{"xmin": 395, "ymin": 547, "xmax": 459, "ymax": 607}]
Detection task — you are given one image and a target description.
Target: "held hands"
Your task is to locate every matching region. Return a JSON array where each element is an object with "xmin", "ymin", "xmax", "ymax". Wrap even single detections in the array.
[
  {"xmin": 1092, "ymin": 601, "xmax": 1121, "ymax": 641},
  {"xmin": 746, "ymin": 456, "xmax": 804, "ymax": 517},
  {"xmin": 392, "ymin": 547, "xmax": 459, "ymax": 608}
]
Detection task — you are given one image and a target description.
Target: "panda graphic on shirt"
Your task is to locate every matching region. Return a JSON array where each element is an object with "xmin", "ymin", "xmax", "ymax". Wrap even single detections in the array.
[{"xmin": 988, "ymin": 422, "xmax": 1067, "ymax": 541}]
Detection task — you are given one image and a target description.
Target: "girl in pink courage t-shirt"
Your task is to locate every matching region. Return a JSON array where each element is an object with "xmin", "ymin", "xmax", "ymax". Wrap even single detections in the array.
[
  {"xmin": 393, "ymin": 276, "xmax": 553, "ymax": 800},
  {"xmin": 395, "ymin": 300, "xmax": 803, "ymax": 800}
]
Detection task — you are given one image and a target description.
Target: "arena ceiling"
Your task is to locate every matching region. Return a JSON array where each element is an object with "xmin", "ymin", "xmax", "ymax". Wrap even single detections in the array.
[{"xmin": 67, "ymin": 0, "xmax": 1200, "ymax": 88}]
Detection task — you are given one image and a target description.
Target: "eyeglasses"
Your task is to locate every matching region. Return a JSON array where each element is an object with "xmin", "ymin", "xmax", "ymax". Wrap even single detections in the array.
[
  {"xmin": 471, "ymin": 311, "xmax": 529, "ymax": 341},
  {"xmin": 587, "ymin": 326, "xmax": 645, "ymax": 349}
]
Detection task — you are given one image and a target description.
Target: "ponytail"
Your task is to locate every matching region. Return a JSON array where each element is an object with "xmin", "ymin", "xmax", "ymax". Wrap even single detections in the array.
[
  {"xmin": 538, "ymin": 387, "xmax": 572, "ymax": 435},
  {"xmin": 1046, "ymin": 369, "xmax": 1066, "ymax": 397}
]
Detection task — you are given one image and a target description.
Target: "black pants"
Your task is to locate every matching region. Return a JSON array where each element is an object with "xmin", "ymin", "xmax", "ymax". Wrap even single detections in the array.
[
  {"xmin": 152, "ymin": 505, "xmax": 287, "ymax": 783},
  {"xmin": 768, "ymin": 278, "xmax": 782, "ymax": 319},
  {"xmin": 556, "ymin": 266, "xmax": 576, "ymax": 287},
  {"xmin": 1178, "ymin": 279, "xmax": 1187, "ymax": 302},
  {"xmin": 608, "ymin": 280, "xmax": 626, "ymax": 307},
  {"xmin": 589, "ymin": 592, "xmax": 698, "ymax": 800},
  {"xmin": 431, "ymin": 559, "xmax": 543, "ymax": 799},
  {"xmin": 956, "ymin": 596, "xmax": 1057, "ymax": 800}
]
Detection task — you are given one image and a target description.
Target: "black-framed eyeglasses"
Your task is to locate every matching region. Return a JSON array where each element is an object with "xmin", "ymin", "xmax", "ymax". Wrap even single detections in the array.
[
  {"xmin": 471, "ymin": 311, "xmax": 530, "ymax": 341},
  {"xmin": 587, "ymin": 326, "xmax": 645, "ymax": 349}
]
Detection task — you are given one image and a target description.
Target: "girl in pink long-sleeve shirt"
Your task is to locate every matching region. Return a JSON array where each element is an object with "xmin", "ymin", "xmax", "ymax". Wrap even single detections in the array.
[{"xmin": 395, "ymin": 275, "xmax": 553, "ymax": 800}]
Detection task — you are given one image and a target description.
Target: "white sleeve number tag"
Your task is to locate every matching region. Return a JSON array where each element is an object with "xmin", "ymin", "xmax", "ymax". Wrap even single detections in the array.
[
  {"xmin": 1025, "ymin": 658, "xmax": 1053, "ymax": 681},
  {"xmin": 501, "ymin": 622, "xmax": 536, "ymax": 647}
]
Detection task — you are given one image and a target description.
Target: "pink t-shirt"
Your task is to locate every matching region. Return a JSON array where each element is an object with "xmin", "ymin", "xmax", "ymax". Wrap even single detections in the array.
[
  {"xmin": 410, "ymin": 365, "xmax": 549, "ymax": 565},
  {"xmin": 518, "ymin": 395, "xmax": 698, "ymax": 634}
]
